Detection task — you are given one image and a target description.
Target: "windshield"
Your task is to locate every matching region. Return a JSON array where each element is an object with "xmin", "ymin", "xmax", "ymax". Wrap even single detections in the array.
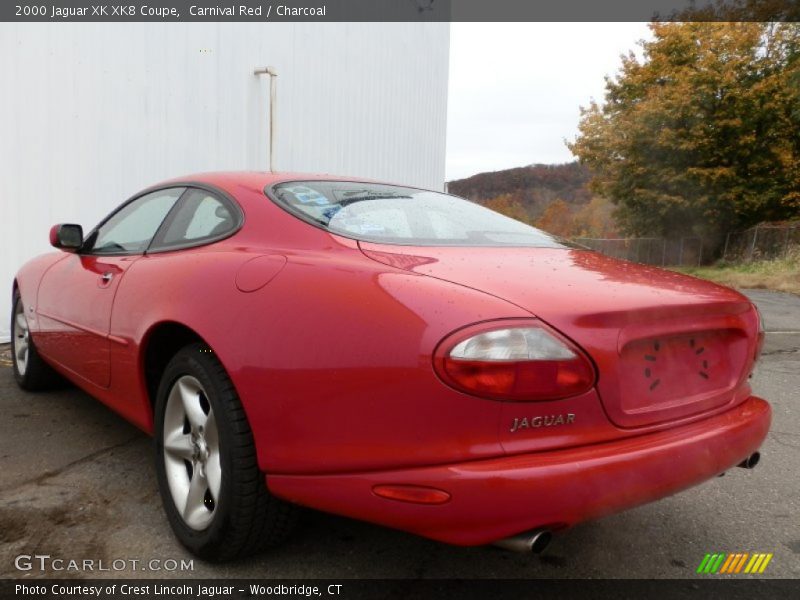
[{"xmin": 269, "ymin": 181, "xmax": 572, "ymax": 248}]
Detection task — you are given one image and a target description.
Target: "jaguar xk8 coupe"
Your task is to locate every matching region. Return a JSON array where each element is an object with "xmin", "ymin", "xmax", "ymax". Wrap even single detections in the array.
[{"xmin": 11, "ymin": 172, "xmax": 770, "ymax": 559}]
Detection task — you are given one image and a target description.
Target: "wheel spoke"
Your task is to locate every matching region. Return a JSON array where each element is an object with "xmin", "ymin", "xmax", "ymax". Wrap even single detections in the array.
[
  {"xmin": 178, "ymin": 379, "xmax": 208, "ymax": 430},
  {"xmin": 205, "ymin": 457, "xmax": 221, "ymax": 502},
  {"xmin": 204, "ymin": 412, "xmax": 221, "ymax": 500},
  {"xmin": 16, "ymin": 312, "xmax": 28, "ymax": 332},
  {"xmin": 204, "ymin": 409, "xmax": 218, "ymax": 447},
  {"xmin": 164, "ymin": 428, "xmax": 194, "ymax": 461},
  {"xmin": 183, "ymin": 468, "xmax": 209, "ymax": 528}
]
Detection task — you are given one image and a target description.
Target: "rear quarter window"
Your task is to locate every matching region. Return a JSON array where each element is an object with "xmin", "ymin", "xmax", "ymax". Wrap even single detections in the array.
[{"xmin": 267, "ymin": 181, "xmax": 572, "ymax": 248}]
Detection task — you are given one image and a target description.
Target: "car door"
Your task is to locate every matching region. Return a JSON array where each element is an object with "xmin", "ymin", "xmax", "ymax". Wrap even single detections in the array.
[{"xmin": 36, "ymin": 187, "xmax": 185, "ymax": 387}]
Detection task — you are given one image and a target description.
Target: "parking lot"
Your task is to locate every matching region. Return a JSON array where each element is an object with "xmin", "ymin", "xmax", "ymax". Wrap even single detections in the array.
[{"xmin": 0, "ymin": 289, "xmax": 798, "ymax": 579}]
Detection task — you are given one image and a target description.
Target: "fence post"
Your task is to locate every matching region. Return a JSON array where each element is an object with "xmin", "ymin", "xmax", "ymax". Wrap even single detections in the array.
[
  {"xmin": 749, "ymin": 226, "xmax": 758, "ymax": 261},
  {"xmin": 662, "ymin": 238, "xmax": 667, "ymax": 266},
  {"xmin": 785, "ymin": 227, "xmax": 791, "ymax": 257},
  {"xmin": 698, "ymin": 239, "xmax": 703, "ymax": 266},
  {"xmin": 722, "ymin": 231, "xmax": 731, "ymax": 261},
  {"xmin": 678, "ymin": 238, "xmax": 685, "ymax": 266}
]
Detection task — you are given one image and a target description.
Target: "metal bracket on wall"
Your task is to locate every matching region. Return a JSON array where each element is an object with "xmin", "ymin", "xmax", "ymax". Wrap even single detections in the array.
[{"xmin": 254, "ymin": 66, "xmax": 277, "ymax": 172}]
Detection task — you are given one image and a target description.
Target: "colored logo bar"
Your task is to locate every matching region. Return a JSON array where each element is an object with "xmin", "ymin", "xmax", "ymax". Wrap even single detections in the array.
[{"xmin": 696, "ymin": 553, "xmax": 773, "ymax": 574}]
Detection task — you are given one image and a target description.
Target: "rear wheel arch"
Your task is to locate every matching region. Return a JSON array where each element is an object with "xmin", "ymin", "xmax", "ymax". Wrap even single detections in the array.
[
  {"xmin": 142, "ymin": 322, "xmax": 210, "ymax": 413},
  {"xmin": 153, "ymin": 343, "xmax": 299, "ymax": 559}
]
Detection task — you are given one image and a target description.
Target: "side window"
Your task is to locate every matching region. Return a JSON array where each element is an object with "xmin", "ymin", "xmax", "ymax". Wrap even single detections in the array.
[
  {"xmin": 89, "ymin": 188, "xmax": 184, "ymax": 255},
  {"xmin": 155, "ymin": 189, "xmax": 238, "ymax": 248}
]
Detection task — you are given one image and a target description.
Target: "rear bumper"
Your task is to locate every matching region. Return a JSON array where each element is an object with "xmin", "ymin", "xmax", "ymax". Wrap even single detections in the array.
[{"xmin": 267, "ymin": 396, "xmax": 771, "ymax": 546}]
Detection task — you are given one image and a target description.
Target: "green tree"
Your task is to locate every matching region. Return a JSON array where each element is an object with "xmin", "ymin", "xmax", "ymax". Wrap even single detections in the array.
[{"xmin": 568, "ymin": 22, "xmax": 800, "ymax": 248}]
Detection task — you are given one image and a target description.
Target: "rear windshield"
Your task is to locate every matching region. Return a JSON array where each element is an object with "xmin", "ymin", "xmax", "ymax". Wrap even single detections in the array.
[{"xmin": 268, "ymin": 181, "xmax": 571, "ymax": 248}]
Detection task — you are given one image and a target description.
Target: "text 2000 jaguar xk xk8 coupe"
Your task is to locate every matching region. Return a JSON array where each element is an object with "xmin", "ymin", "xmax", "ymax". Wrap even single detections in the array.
[{"xmin": 11, "ymin": 173, "xmax": 770, "ymax": 559}]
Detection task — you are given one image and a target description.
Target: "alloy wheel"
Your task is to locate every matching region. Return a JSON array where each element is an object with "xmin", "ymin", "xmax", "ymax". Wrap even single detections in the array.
[
  {"xmin": 13, "ymin": 300, "xmax": 30, "ymax": 376},
  {"xmin": 162, "ymin": 375, "xmax": 222, "ymax": 530}
]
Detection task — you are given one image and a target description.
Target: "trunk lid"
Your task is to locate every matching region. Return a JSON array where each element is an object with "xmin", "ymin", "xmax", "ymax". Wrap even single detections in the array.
[{"xmin": 360, "ymin": 243, "xmax": 759, "ymax": 429}]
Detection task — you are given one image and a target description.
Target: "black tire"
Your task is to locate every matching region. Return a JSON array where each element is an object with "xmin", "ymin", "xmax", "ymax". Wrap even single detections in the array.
[
  {"xmin": 154, "ymin": 343, "xmax": 298, "ymax": 561},
  {"xmin": 11, "ymin": 289, "xmax": 62, "ymax": 391}
]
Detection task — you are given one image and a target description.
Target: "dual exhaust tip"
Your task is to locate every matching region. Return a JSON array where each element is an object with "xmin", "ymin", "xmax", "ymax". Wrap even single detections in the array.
[
  {"xmin": 493, "ymin": 529, "xmax": 552, "ymax": 554},
  {"xmin": 737, "ymin": 451, "xmax": 760, "ymax": 469}
]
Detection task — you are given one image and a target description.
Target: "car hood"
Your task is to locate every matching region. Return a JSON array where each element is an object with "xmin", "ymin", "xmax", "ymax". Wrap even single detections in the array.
[{"xmin": 360, "ymin": 243, "xmax": 759, "ymax": 429}]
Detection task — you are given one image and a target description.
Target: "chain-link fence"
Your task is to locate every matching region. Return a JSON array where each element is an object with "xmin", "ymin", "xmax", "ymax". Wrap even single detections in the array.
[
  {"xmin": 574, "ymin": 222, "xmax": 800, "ymax": 266},
  {"xmin": 722, "ymin": 223, "xmax": 800, "ymax": 262},
  {"xmin": 572, "ymin": 237, "xmax": 706, "ymax": 267}
]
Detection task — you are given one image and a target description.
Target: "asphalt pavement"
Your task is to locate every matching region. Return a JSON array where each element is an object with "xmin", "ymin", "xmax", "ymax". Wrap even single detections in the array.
[{"xmin": 0, "ymin": 289, "xmax": 798, "ymax": 579}]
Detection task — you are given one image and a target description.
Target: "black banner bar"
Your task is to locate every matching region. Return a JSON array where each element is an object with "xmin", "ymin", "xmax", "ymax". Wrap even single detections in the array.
[
  {"xmin": 2, "ymin": 579, "xmax": 799, "ymax": 600},
  {"xmin": 2, "ymin": 0, "xmax": 799, "ymax": 23}
]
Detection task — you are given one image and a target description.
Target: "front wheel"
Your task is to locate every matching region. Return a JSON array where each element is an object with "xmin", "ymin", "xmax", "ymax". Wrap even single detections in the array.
[
  {"xmin": 11, "ymin": 290, "xmax": 61, "ymax": 390},
  {"xmin": 154, "ymin": 343, "xmax": 298, "ymax": 561}
]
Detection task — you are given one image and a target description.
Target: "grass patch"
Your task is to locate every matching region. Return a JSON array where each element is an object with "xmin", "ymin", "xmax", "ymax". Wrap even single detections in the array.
[{"xmin": 671, "ymin": 250, "xmax": 800, "ymax": 295}]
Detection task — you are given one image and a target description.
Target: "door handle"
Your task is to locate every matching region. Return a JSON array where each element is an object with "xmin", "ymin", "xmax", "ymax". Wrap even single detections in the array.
[{"xmin": 101, "ymin": 272, "xmax": 114, "ymax": 284}]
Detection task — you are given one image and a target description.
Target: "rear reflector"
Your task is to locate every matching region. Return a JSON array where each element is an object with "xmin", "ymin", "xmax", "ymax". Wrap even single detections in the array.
[{"xmin": 372, "ymin": 485, "xmax": 451, "ymax": 505}]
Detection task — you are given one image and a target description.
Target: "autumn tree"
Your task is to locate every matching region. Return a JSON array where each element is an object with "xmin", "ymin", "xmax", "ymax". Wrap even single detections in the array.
[
  {"xmin": 573, "ymin": 197, "xmax": 618, "ymax": 238},
  {"xmin": 535, "ymin": 199, "xmax": 574, "ymax": 237},
  {"xmin": 484, "ymin": 193, "xmax": 531, "ymax": 223},
  {"xmin": 568, "ymin": 22, "xmax": 800, "ymax": 248}
]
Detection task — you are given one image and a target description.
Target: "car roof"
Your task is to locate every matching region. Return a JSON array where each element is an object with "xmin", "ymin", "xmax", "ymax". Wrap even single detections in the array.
[{"xmin": 156, "ymin": 171, "xmax": 385, "ymax": 197}]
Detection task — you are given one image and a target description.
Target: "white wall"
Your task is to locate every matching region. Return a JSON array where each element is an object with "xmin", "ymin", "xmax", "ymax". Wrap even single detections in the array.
[{"xmin": 0, "ymin": 22, "xmax": 450, "ymax": 341}]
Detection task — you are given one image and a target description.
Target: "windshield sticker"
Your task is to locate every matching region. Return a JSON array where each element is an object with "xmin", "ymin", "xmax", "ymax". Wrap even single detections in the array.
[
  {"xmin": 284, "ymin": 186, "xmax": 331, "ymax": 206},
  {"xmin": 322, "ymin": 205, "xmax": 342, "ymax": 220}
]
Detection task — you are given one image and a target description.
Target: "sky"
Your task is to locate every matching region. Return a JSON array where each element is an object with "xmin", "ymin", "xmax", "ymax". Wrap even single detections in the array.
[{"xmin": 446, "ymin": 23, "xmax": 653, "ymax": 181}]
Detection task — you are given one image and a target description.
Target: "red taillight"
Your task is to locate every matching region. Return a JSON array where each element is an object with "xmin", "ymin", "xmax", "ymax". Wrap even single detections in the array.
[{"xmin": 434, "ymin": 320, "xmax": 596, "ymax": 401}]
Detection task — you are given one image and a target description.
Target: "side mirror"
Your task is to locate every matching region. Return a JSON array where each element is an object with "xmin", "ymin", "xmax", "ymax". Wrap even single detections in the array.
[{"xmin": 49, "ymin": 224, "xmax": 83, "ymax": 252}]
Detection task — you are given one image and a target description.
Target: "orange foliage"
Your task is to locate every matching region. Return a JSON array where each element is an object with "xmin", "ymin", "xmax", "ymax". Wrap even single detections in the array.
[
  {"xmin": 484, "ymin": 193, "xmax": 531, "ymax": 224},
  {"xmin": 535, "ymin": 199, "xmax": 574, "ymax": 237},
  {"xmin": 573, "ymin": 197, "xmax": 619, "ymax": 238}
]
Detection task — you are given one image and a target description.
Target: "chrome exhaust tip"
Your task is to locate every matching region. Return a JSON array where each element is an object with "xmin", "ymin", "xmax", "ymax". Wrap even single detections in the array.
[
  {"xmin": 493, "ymin": 529, "xmax": 552, "ymax": 554},
  {"xmin": 737, "ymin": 452, "xmax": 760, "ymax": 469}
]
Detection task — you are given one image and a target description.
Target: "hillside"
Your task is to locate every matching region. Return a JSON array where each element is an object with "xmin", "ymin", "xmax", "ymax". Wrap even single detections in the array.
[
  {"xmin": 447, "ymin": 162, "xmax": 617, "ymax": 238},
  {"xmin": 447, "ymin": 162, "xmax": 593, "ymax": 218}
]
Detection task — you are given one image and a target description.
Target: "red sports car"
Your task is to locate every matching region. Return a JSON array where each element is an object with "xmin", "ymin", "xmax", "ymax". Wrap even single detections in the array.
[{"xmin": 11, "ymin": 172, "xmax": 770, "ymax": 560}]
